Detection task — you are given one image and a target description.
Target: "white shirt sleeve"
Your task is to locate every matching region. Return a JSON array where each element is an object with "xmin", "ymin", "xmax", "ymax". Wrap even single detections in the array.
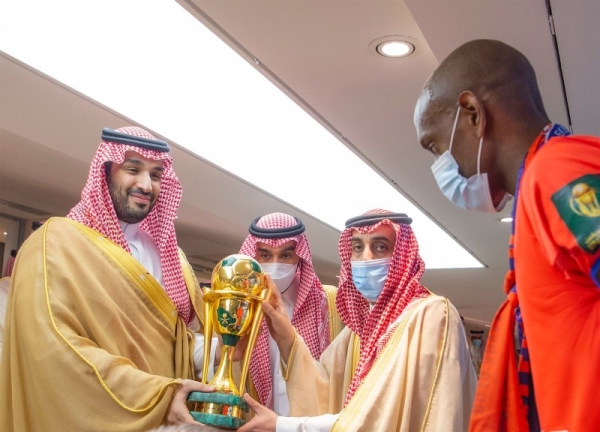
[
  {"xmin": 193, "ymin": 333, "xmax": 218, "ymax": 381},
  {"xmin": 275, "ymin": 414, "xmax": 339, "ymax": 432}
]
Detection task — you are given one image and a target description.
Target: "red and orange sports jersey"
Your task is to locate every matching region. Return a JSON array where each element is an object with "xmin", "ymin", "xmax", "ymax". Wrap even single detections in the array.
[{"xmin": 516, "ymin": 134, "xmax": 600, "ymax": 430}]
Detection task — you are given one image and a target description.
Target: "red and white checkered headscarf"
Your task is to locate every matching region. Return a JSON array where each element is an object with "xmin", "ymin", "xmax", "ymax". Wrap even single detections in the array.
[
  {"xmin": 3, "ymin": 256, "xmax": 15, "ymax": 278},
  {"xmin": 67, "ymin": 126, "xmax": 193, "ymax": 324},
  {"xmin": 239, "ymin": 212, "xmax": 330, "ymax": 408},
  {"xmin": 337, "ymin": 209, "xmax": 428, "ymax": 404}
]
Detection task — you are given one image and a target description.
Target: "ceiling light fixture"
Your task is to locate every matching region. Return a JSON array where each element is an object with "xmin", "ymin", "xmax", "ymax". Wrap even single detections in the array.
[
  {"xmin": 0, "ymin": 2, "xmax": 480, "ymax": 269},
  {"xmin": 500, "ymin": 217, "xmax": 513, "ymax": 223},
  {"xmin": 369, "ymin": 35, "xmax": 417, "ymax": 59},
  {"xmin": 376, "ymin": 40, "xmax": 414, "ymax": 58}
]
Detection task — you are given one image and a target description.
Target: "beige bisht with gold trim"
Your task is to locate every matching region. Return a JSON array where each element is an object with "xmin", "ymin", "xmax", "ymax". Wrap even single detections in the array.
[
  {"xmin": 280, "ymin": 209, "xmax": 479, "ymax": 431},
  {"xmin": 283, "ymin": 295, "xmax": 477, "ymax": 431},
  {"xmin": 0, "ymin": 218, "xmax": 204, "ymax": 431}
]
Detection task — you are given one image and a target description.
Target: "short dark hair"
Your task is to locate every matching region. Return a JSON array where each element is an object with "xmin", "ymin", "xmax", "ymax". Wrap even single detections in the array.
[{"xmin": 10, "ymin": 249, "xmax": 17, "ymax": 258}]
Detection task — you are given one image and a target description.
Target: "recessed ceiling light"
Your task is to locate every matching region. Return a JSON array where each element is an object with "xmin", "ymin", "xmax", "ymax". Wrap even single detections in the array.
[
  {"xmin": 3, "ymin": 232, "xmax": 7, "ymax": 235},
  {"xmin": 369, "ymin": 35, "xmax": 418, "ymax": 59},
  {"xmin": 0, "ymin": 4, "xmax": 479, "ymax": 269},
  {"xmin": 376, "ymin": 40, "xmax": 414, "ymax": 58},
  {"xmin": 500, "ymin": 217, "xmax": 513, "ymax": 223}
]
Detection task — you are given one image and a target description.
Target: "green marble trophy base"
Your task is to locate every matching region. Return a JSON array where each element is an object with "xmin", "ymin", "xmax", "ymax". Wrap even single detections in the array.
[{"xmin": 187, "ymin": 391, "xmax": 249, "ymax": 430}]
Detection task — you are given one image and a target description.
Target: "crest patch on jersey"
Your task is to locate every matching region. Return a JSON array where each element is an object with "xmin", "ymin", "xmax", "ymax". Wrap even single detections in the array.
[{"xmin": 552, "ymin": 174, "xmax": 600, "ymax": 254}]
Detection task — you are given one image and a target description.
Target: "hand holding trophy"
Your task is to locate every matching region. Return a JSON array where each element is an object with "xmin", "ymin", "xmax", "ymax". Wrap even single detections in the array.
[{"xmin": 187, "ymin": 254, "xmax": 270, "ymax": 429}]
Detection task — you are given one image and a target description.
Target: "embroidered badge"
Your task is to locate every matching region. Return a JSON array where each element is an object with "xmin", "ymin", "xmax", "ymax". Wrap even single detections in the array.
[
  {"xmin": 217, "ymin": 307, "xmax": 237, "ymax": 327},
  {"xmin": 552, "ymin": 174, "xmax": 600, "ymax": 253}
]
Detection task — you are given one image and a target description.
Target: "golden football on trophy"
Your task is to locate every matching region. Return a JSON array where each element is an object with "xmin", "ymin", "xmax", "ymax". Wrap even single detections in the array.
[{"xmin": 187, "ymin": 254, "xmax": 270, "ymax": 429}]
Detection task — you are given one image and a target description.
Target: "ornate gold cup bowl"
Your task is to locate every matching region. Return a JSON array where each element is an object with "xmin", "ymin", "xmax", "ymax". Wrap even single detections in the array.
[{"xmin": 187, "ymin": 254, "xmax": 270, "ymax": 429}]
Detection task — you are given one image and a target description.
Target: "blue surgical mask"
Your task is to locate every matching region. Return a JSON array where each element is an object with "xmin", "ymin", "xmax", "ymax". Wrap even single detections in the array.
[
  {"xmin": 351, "ymin": 257, "xmax": 391, "ymax": 302},
  {"xmin": 431, "ymin": 108, "xmax": 508, "ymax": 213}
]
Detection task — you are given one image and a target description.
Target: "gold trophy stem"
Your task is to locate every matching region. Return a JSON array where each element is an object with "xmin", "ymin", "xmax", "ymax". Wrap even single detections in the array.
[
  {"xmin": 239, "ymin": 287, "xmax": 272, "ymax": 396},
  {"xmin": 201, "ymin": 287, "xmax": 213, "ymax": 384},
  {"xmin": 209, "ymin": 344, "xmax": 239, "ymax": 395}
]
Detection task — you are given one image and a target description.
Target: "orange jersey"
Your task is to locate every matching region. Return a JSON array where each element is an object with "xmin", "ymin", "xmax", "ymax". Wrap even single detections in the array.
[{"xmin": 516, "ymin": 134, "xmax": 600, "ymax": 430}]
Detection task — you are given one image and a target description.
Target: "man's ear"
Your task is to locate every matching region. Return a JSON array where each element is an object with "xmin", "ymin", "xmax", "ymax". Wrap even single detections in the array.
[{"xmin": 458, "ymin": 91, "xmax": 486, "ymax": 139}]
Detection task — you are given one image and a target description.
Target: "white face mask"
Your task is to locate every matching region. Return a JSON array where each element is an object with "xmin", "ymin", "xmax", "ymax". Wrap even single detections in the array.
[
  {"xmin": 350, "ymin": 257, "xmax": 392, "ymax": 303},
  {"xmin": 431, "ymin": 108, "xmax": 508, "ymax": 213},
  {"xmin": 260, "ymin": 262, "xmax": 297, "ymax": 294}
]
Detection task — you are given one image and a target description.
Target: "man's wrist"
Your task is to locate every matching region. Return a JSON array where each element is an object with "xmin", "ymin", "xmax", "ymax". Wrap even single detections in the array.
[{"xmin": 279, "ymin": 331, "xmax": 298, "ymax": 375}]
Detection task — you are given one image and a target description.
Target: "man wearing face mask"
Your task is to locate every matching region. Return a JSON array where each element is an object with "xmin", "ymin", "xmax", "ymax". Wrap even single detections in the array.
[
  {"xmin": 237, "ymin": 209, "xmax": 477, "ymax": 432},
  {"xmin": 237, "ymin": 212, "xmax": 342, "ymax": 416},
  {"xmin": 414, "ymin": 39, "xmax": 600, "ymax": 432}
]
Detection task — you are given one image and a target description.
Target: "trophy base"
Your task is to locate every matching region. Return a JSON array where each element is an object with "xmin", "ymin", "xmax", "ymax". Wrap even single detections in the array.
[
  {"xmin": 187, "ymin": 391, "xmax": 249, "ymax": 430},
  {"xmin": 190, "ymin": 412, "xmax": 245, "ymax": 429}
]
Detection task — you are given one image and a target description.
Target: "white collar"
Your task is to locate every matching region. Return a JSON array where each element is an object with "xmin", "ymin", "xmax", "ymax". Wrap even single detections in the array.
[{"xmin": 119, "ymin": 220, "xmax": 140, "ymax": 239}]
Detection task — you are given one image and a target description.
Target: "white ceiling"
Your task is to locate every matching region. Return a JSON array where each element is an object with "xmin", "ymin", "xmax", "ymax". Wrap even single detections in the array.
[{"xmin": 0, "ymin": 0, "xmax": 598, "ymax": 326}]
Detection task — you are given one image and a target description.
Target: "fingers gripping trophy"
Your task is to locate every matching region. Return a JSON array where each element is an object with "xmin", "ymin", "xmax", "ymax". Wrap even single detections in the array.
[{"xmin": 187, "ymin": 254, "xmax": 271, "ymax": 429}]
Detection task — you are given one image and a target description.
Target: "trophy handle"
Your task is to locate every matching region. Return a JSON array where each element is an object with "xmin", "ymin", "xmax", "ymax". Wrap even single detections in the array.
[
  {"xmin": 238, "ymin": 283, "xmax": 271, "ymax": 395},
  {"xmin": 201, "ymin": 285, "xmax": 213, "ymax": 385}
]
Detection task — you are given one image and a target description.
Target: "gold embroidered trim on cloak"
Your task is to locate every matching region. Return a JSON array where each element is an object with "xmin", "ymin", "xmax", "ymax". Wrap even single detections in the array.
[
  {"xmin": 42, "ymin": 218, "xmax": 181, "ymax": 413},
  {"xmin": 67, "ymin": 218, "xmax": 178, "ymax": 329},
  {"xmin": 420, "ymin": 297, "xmax": 450, "ymax": 432},
  {"xmin": 350, "ymin": 333, "xmax": 360, "ymax": 383},
  {"xmin": 322, "ymin": 284, "xmax": 344, "ymax": 340},
  {"xmin": 281, "ymin": 331, "xmax": 299, "ymax": 381},
  {"xmin": 331, "ymin": 297, "xmax": 428, "ymax": 432},
  {"xmin": 179, "ymin": 247, "xmax": 204, "ymax": 327}
]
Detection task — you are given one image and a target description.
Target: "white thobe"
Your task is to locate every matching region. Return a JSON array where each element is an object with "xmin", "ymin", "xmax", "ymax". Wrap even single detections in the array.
[
  {"xmin": 120, "ymin": 221, "xmax": 164, "ymax": 286},
  {"xmin": 269, "ymin": 278, "xmax": 300, "ymax": 416},
  {"xmin": 276, "ymin": 414, "xmax": 338, "ymax": 432},
  {"xmin": 275, "ymin": 301, "xmax": 370, "ymax": 431},
  {"xmin": 119, "ymin": 221, "xmax": 215, "ymax": 379}
]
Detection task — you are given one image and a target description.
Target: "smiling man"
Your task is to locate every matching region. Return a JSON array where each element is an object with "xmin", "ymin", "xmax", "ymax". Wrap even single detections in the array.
[
  {"xmin": 0, "ymin": 127, "xmax": 213, "ymax": 431},
  {"xmin": 108, "ymin": 155, "xmax": 162, "ymax": 221},
  {"xmin": 238, "ymin": 209, "xmax": 476, "ymax": 432}
]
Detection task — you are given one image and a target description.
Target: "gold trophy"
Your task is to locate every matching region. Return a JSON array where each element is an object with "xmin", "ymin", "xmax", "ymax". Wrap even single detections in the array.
[{"xmin": 188, "ymin": 254, "xmax": 270, "ymax": 429}]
